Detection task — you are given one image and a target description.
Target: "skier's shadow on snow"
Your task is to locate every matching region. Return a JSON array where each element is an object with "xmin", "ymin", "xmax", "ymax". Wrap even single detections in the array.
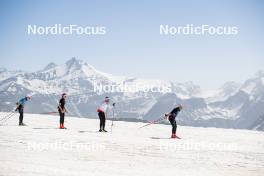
[
  {"xmin": 32, "ymin": 127, "xmax": 59, "ymax": 130},
  {"xmin": 150, "ymin": 137, "xmax": 170, "ymax": 140},
  {"xmin": 78, "ymin": 130, "xmax": 98, "ymax": 133}
]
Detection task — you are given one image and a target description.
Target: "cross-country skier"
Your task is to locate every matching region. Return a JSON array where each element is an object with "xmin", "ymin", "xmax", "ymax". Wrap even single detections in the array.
[
  {"xmin": 165, "ymin": 104, "xmax": 183, "ymax": 138},
  {"xmin": 97, "ymin": 97, "xmax": 115, "ymax": 132},
  {"xmin": 58, "ymin": 93, "xmax": 68, "ymax": 129},
  {"xmin": 15, "ymin": 96, "xmax": 31, "ymax": 126}
]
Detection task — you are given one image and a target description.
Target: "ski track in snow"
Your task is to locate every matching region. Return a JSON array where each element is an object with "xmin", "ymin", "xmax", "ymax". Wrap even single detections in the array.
[{"xmin": 0, "ymin": 112, "xmax": 264, "ymax": 176}]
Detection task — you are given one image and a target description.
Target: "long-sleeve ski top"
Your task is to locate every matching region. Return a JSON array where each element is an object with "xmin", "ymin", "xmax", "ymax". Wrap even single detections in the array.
[
  {"xmin": 18, "ymin": 97, "xmax": 29, "ymax": 106},
  {"xmin": 97, "ymin": 100, "xmax": 115, "ymax": 113}
]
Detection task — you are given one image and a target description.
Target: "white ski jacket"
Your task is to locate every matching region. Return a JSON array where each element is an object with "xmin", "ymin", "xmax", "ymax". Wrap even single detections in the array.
[{"xmin": 97, "ymin": 102, "xmax": 110, "ymax": 113}]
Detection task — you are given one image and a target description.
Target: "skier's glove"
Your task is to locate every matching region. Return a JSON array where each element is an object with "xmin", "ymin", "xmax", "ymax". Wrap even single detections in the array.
[{"xmin": 112, "ymin": 103, "xmax": 116, "ymax": 107}]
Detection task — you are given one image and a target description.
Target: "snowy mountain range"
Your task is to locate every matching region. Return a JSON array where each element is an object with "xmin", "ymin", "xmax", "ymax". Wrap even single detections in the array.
[{"xmin": 0, "ymin": 57, "xmax": 264, "ymax": 131}]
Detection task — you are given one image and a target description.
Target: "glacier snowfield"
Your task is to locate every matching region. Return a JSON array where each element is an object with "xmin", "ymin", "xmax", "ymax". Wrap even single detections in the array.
[{"xmin": 0, "ymin": 112, "xmax": 263, "ymax": 176}]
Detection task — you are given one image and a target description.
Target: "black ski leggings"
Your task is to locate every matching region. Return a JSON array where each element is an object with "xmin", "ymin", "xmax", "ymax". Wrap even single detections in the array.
[
  {"xmin": 169, "ymin": 118, "xmax": 177, "ymax": 134},
  {"xmin": 98, "ymin": 111, "xmax": 106, "ymax": 130},
  {"xmin": 59, "ymin": 111, "xmax": 65, "ymax": 125},
  {"xmin": 18, "ymin": 107, "xmax": 24, "ymax": 124}
]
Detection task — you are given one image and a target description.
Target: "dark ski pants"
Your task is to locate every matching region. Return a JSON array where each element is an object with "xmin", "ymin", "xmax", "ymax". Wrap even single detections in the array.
[
  {"xmin": 98, "ymin": 111, "xmax": 106, "ymax": 130},
  {"xmin": 169, "ymin": 118, "xmax": 177, "ymax": 134},
  {"xmin": 59, "ymin": 111, "xmax": 65, "ymax": 125},
  {"xmin": 18, "ymin": 107, "xmax": 24, "ymax": 125}
]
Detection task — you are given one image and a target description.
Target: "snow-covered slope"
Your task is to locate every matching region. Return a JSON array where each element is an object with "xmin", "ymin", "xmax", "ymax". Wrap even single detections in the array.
[{"xmin": 0, "ymin": 112, "xmax": 263, "ymax": 176}]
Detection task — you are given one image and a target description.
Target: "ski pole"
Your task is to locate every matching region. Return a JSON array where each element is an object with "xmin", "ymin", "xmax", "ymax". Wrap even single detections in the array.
[
  {"xmin": 0, "ymin": 111, "xmax": 15, "ymax": 120},
  {"xmin": 0, "ymin": 111, "xmax": 16, "ymax": 125},
  {"xmin": 111, "ymin": 103, "xmax": 115, "ymax": 132},
  {"xmin": 0, "ymin": 111, "xmax": 16, "ymax": 122},
  {"xmin": 138, "ymin": 115, "xmax": 167, "ymax": 129}
]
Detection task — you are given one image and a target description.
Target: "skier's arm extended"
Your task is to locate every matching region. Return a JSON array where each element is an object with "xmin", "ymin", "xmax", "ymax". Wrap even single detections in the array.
[
  {"xmin": 165, "ymin": 113, "xmax": 171, "ymax": 116},
  {"xmin": 108, "ymin": 100, "xmax": 116, "ymax": 109},
  {"xmin": 165, "ymin": 105, "xmax": 184, "ymax": 118},
  {"xmin": 164, "ymin": 113, "xmax": 171, "ymax": 119},
  {"xmin": 105, "ymin": 101, "xmax": 115, "ymax": 119}
]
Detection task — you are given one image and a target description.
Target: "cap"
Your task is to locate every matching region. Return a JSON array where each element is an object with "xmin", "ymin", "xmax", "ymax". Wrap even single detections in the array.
[{"xmin": 105, "ymin": 96, "xmax": 110, "ymax": 102}]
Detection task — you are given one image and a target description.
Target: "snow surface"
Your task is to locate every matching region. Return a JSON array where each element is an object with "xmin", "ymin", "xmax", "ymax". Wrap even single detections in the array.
[{"xmin": 0, "ymin": 112, "xmax": 264, "ymax": 176}]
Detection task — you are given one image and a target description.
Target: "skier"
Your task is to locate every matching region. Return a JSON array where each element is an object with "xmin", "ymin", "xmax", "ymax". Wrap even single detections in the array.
[
  {"xmin": 15, "ymin": 96, "xmax": 31, "ymax": 126},
  {"xmin": 97, "ymin": 97, "xmax": 115, "ymax": 132},
  {"xmin": 58, "ymin": 93, "xmax": 68, "ymax": 129},
  {"xmin": 165, "ymin": 104, "xmax": 183, "ymax": 139}
]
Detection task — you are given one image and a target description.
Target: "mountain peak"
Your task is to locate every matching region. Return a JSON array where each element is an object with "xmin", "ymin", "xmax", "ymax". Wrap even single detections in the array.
[
  {"xmin": 64, "ymin": 57, "xmax": 85, "ymax": 72},
  {"xmin": 64, "ymin": 57, "xmax": 100, "ymax": 74},
  {"xmin": 43, "ymin": 62, "xmax": 57, "ymax": 71},
  {"xmin": 66, "ymin": 57, "xmax": 83, "ymax": 66}
]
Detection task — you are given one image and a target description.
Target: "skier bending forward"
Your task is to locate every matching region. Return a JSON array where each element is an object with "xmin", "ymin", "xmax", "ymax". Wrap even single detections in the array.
[
  {"xmin": 15, "ymin": 96, "xmax": 31, "ymax": 126},
  {"xmin": 97, "ymin": 97, "xmax": 115, "ymax": 132},
  {"xmin": 165, "ymin": 104, "xmax": 183, "ymax": 139}
]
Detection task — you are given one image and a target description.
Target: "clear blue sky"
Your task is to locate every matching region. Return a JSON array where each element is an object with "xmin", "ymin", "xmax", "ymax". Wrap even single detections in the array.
[{"xmin": 0, "ymin": 0, "xmax": 263, "ymax": 89}]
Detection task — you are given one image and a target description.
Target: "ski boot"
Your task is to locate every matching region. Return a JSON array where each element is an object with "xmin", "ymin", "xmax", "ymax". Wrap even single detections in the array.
[
  {"xmin": 171, "ymin": 133, "xmax": 176, "ymax": 138},
  {"xmin": 60, "ymin": 124, "xmax": 66, "ymax": 129},
  {"xmin": 171, "ymin": 133, "xmax": 181, "ymax": 139}
]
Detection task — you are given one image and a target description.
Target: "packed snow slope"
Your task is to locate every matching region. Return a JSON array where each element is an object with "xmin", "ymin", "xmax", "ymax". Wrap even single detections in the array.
[{"xmin": 0, "ymin": 112, "xmax": 264, "ymax": 176}]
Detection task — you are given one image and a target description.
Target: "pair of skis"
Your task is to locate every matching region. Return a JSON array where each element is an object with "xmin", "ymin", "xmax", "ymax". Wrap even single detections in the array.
[{"xmin": 139, "ymin": 115, "xmax": 181, "ymax": 139}]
